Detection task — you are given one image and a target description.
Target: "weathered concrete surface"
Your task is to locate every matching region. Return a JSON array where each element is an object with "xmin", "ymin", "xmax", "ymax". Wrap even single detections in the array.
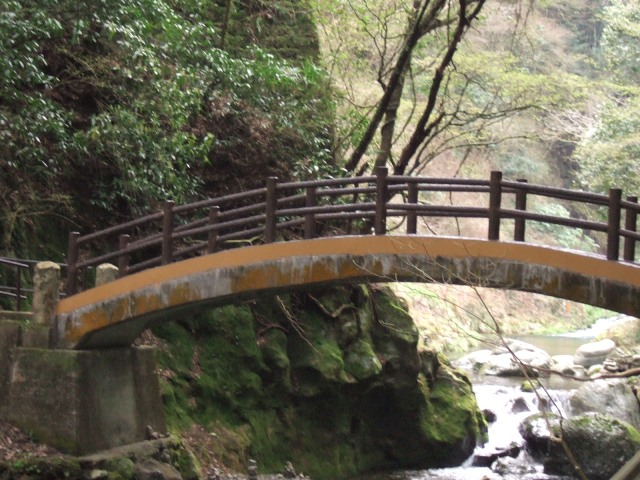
[
  {"xmin": 96, "ymin": 263, "xmax": 119, "ymax": 286},
  {"xmin": 54, "ymin": 236, "xmax": 640, "ymax": 349},
  {"xmin": 32, "ymin": 261, "xmax": 60, "ymax": 325},
  {"xmin": 0, "ymin": 320, "xmax": 50, "ymax": 418},
  {"xmin": 0, "ymin": 321, "xmax": 21, "ymax": 418},
  {"xmin": 3, "ymin": 346, "xmax": 166, "ymax": 454}
]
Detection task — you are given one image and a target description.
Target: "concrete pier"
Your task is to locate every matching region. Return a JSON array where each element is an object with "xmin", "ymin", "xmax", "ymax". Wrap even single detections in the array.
[{"xmin": 0, "ymin": 337, "xmax": 166, "ymax": 454}]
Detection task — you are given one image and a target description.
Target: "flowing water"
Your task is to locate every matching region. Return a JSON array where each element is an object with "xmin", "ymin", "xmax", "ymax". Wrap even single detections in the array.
[
  {"xmin": 353, "ymin": 315, "xmax": 633, "ymax": 480},
  {"xmin": 353, "ymin": 383, "xmax": 574, "ymax": 480}
]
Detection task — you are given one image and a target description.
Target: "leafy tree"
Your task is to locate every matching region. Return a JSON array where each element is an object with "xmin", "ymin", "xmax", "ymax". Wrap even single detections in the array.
[
  {"xmin": 0, "ymin": 0, "xmax": 334, "ymax": 255},
  {"xmin": 600, "ymin": 0, "xmax": 640, "ymax": 83},
  {"xmin": 315, "ymin": 0, "xmax": 599, "ymax": 179},
  {"xmin": 573, "ymin": 0, "xmax": 640, "ymax": 195},
  {"xmin": 575, "ymin": 94, "xmax": 640, "ymax": 194}
]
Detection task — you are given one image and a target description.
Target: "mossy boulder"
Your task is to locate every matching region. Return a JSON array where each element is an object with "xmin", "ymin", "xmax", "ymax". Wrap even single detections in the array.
[
  {"xmin": 545, "ymin": 413, "xmax": 640, "ymax": 479},
  {"xmin": 153, "ymin": 285, "xmax": 484, "ymax": 479},
  {"xmin": 521, "ymin": 412, "xmax": 640, "ymax": 479}
]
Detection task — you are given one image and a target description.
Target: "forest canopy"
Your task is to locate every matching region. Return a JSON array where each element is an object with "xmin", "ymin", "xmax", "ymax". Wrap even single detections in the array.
[{"xmin": 1, "ymin": 0, "xmax": 639, "ymax": 259}]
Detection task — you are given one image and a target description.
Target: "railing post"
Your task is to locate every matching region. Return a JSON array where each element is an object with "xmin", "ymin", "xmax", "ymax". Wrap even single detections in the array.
[
  {"xmin": 624, "ymin": 196, "xmax": 638, "ymax": 262},
  {"xmin": 305, "ymin": 187, "xmax": 317, "ymax": 239},
  {"xmin": 607, "ymin": 188, "xmax": 622, "ymax": 261},
  {"xmin": 15, "ymin": 264, "xmax": 22, "ymax": 312},
  {"xmin": 208, "ymin": 206, "xmax": 220, "ymax": 253},
  {"xmin": 117, "ymin": 234, "xmax": 130, "ymax": 277},
  {"xmin": 162, "ymin": 200, "xmax": 175, "ymax": 265},
  {"xmin": 265, "ymin": 177, "xmax": 278, "ymax": 243},
  {"xmin": 66, "ymin": 231, "xmax": 80, "ymax": 295},
  {"xmin": 488, "ymin": 171, "xmax": 503, "ymax": 241},
  {"xmin": 514, "ymin": 178, "xmax": 527, "ymax": 242},
  {"xmin": 33, "ymin": 261, "xmax": 60, "ymax": 326},
  {"xmin": 407, "ymin": 182, "xmax": 418, "ymax": 235},
  {"xmin": 375, "ymin": 166, "xmax": 388, "ymax": 235}
]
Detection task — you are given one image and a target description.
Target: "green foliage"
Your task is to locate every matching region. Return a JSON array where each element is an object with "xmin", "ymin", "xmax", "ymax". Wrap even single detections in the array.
[
  {"xmin": 573, "ymin": 0, "xmax": 640, "ymax": 198},
  {"xmin": 0, "ymin": 0, "xmax": 334, "ymax": 256},
  {"xmin": 575, "ymin": 95, "xmax": 640, "ymax": 195},
  {"xmin": 600, "ymin": 0, "xmax": 640, "ymax": 83},
  {"xmin": 498, "ymin": 146, "xmax": 549, "ymax": 183},
  {"xmin": 529, "ymin": 202, "xmax": 599, "ymax": 252}
]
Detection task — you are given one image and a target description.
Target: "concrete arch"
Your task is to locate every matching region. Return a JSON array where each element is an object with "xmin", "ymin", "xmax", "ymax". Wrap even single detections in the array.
[{"xmin": 54, "ymin": 236, "xmax": 640, "ymax": 349}]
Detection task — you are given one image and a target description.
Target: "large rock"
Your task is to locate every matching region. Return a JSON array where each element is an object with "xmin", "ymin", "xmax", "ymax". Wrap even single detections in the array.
[
  {"xmin": 155, "ymin": 286, "xmax": 486, "ymax": 478},
  {"xmin": 596, "ymin": 316, "xmax": 640, "ymax": 348},
  {"xmin": 570, "ymin": 378, "xmax": 640, "ymax": 430},
  {"xmin": 573, "ymin": 338, "xmax": 615, "ymax": 367},
  {"xmin": 550, "ymin": 355, "xmax": 584, "ymax": 377},
  {"xmin": 455, "ymin": 340, "xmax": 552, "ymax": 377},
  {"xmin": 543, "ymin": 413, "xmax": 640, "ymax": 479},
  {"xmin": 519, "ymin": 412, "xmax": 562, "ymax": 461},
  {"xmin": 471, "ymin": 442, "xmax": 520, "ymax": 467},
  {"xmin": 452, "ymin": 349, "xmax": 492, "ymax": 374},
  {"xmin": 134, "ymin": 458, "xmax": 183, "ymax": 480},
  {"xmin": 484, "ymin": 340, "xmax": 551, "ymax": 377},
  {"xmin": 491, "ymin": 456, "xmax": 536, "ymax": 476}
]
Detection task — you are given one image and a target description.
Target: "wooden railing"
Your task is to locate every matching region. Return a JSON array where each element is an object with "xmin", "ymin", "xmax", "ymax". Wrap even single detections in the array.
[
  {"xmin": 0, "ymin": 257, "xmax": 30, "ymax": 311},
  {"xmin": 0, "ymin": 258, "xmax": 67, "ymax": 311},
  {"xmin": 65, "ymin": 168, "xmax": 640, "ymax": 295}
]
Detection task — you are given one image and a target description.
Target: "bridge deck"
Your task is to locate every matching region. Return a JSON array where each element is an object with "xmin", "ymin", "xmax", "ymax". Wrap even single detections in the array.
[{"xmin": 55, "ymin": 236, "xmax": 640, "ymax": 349}]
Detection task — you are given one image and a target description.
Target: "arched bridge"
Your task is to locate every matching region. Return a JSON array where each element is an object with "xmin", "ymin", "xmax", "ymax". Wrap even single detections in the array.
[{"xmin": 53, "ymin": 169, "xmax": 640, "ymax": 349}]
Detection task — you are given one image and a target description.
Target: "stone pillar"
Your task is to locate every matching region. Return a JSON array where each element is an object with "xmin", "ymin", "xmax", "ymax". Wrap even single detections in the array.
[
  {"xmin": 96, "ymin": 263, "xmax": 119, "ymax": 287},
  {"xmin": 32, "ymin": 262, "xmax": 60, "ymax": 325}
]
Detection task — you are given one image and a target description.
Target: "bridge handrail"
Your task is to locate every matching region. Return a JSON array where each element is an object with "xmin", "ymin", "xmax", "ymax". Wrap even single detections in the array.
[
  {"xmin": 0, "ymin": 257, "xmax": 30, "ymax": 311},
  {"xmin": 0, "ymin": 258, "xmax": 67, "ymax": 311},
  {"xmin": 64, "ymin": 169, "xmax": 640, "ymax": 295}
]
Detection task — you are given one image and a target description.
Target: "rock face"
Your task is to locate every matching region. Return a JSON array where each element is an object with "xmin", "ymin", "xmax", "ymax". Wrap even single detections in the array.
[
  {"xmin": 573, "ymin": 338, "xmax": 616, "ymax": 367},
  {"xmin": 570, "ymin": 378, "xmax": 640, "ymax": 430},
  {"xmin": 153, "ymin": 286, "xmax": 486, "ymax": 479}
]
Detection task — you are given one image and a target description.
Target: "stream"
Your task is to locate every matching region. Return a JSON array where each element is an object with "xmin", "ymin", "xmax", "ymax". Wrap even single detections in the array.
[
  {"xmin": 353, "ymin": 315, "xmax": 633, "ymax": 480},
  {"xmin": 354, "ymin": 381, "xmax": 575, "ymax": 480}
]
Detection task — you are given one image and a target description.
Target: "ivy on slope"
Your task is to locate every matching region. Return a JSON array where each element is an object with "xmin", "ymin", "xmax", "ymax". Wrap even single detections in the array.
[{"xmin": 0, "ymin": 0, "xmax": 333, "ymax": 254}]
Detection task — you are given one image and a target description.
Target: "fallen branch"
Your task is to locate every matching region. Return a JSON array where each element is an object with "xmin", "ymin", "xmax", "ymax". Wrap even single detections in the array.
[{"xmin": 520, "ymin": 364, "xmax": 640, "ymax": 382}]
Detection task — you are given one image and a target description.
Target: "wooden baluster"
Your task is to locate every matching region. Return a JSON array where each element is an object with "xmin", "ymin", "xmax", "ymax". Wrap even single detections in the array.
[
  {"xmin": 348, "ymin": 190, "xmax": 358, "ymax": 235},
  {"xmin": 265, "ymin": 177, "xmax": 278, "ymax": 243},
  {"xmin": 305, "ymin": 187, "xmax": 317, "ymax": 239},
  {"xmin": 623, "ymin": 196, "xmax": 638, "ymax": 262},
  {"xmin": 488, "ymin": 171, "xmax": 503, "ymax": 241},
  {"xmin": 607, "ymin": 188, "xmax": 622, "ymax": 261},
  {"xmin": 375, "ymin": 166, "xmax": 388, "ymax": 235},
  {"xmin": 66, "ymin": 231, "xmax": 80, "ymax": 295},
  {"xmin": 162, "ymin": 200, "xmax": 175, "ymax": 265},
  {"xmin": 208, "ymin": 206, "xmax": 220, "ymax": 253},
  {"xmin": 407, "ymin": 182, "xmax": 418, "ymax": 235},
  {"xmin": 117, "ymin": 234, "xmax": 130, "ymax": 277},
  {"xmin": 514, "ymin": 179, "xmax": 528, "ymax": 242},
  {"xmin": 15, "ymin": 264, "xmax": 21, "ymax": 312}
]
